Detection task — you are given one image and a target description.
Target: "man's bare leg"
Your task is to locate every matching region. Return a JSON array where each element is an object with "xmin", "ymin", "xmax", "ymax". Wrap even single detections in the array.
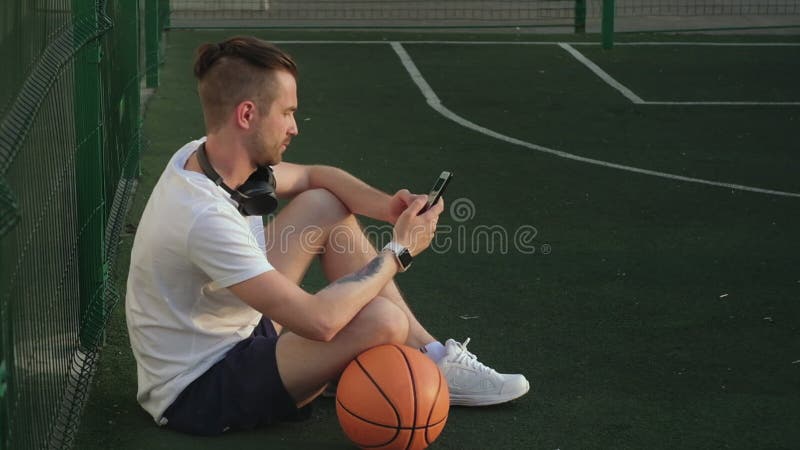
[{"xmin": 276, "ymin": 296, "xmax": 408, "ymax": 406}]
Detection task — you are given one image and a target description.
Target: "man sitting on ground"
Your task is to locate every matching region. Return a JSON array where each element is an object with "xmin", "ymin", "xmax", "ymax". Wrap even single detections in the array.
[{"xmin": 125, "ymin": 36, "xmax": 529, "ymax": 435}]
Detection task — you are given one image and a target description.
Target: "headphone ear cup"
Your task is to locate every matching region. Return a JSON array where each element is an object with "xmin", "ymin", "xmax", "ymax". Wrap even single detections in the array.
[
  {"xmin": 264, "ymin": 165, "xmax": 276, "ymax": 190},
  {"xmin": 237, "ymin": 166, "xmax": 278, "ymax": 216},
  {"xmin": 239, "ymin": 191, "xmax": 278, "ymax": 216}
]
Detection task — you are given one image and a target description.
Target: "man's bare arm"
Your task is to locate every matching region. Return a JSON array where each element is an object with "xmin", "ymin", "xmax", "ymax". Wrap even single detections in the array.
[
  {"xmin": 229, "ymin": 196, "xmax": 441, "ymax": 342},
  {"xmin": 272, "ymin": 163, "xmax": 400, "ymax": 222},
  {"xmin": 228, "ymin": 250, "xmax": 399, "ymax": 342}
]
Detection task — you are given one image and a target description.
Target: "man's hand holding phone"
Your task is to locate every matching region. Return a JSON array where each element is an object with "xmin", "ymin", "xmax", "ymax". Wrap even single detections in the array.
[
  {"xmin": 390, "ymin": 170, "xmax": 452, "ymax": 259},
  {"xmin": 387, "ymin": 189, "xmax": 425, "ymax": 224},
  {"xmin": 418, "ymin": 171, "xmax": 452, "ymax": 215},
  {"xmin": 393, "ymin": 196, "xmax": 444, "ymax": 257},
  {"xmin": 387, "ymin": 171, "xmax": 453, "ymax": 224}
]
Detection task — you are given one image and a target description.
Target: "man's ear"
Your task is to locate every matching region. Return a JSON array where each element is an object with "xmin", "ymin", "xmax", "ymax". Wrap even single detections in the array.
[{"xmin": 234, "ymin": 100, "xmax": 256, "ymax": 130}]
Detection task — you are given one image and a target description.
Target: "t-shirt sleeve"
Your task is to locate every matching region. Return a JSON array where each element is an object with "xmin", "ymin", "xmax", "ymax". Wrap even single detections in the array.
[{"xmin": 187, "ymin": 205, "xmax": 274, "ymax": 288}]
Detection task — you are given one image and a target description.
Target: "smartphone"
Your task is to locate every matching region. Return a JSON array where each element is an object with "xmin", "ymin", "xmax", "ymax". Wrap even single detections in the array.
[{"xmin": 418, "ymin": 171, "xmax": 453, "ymax": 215}]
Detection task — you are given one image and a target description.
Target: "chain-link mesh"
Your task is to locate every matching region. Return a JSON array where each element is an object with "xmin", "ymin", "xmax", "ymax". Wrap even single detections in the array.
[
  {"xmin": 169, "ymin": 0, "xmax": 577, "ymax": 28},
  {"xmin": 167, "ymin": 0, "xmax": 800, "ymax": 30},
  {"xmin": 0, "ymin": 0, "xmax": 147, "ymax": 448},
  {"xmin": 606, "ymin": 0, "xmax": 800, "ymax": 16}
]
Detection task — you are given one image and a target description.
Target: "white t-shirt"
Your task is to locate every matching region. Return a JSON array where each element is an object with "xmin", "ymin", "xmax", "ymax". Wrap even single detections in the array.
[{"xmin": 125, "ymin": 137, "xmax": 274, "ymax": 423}]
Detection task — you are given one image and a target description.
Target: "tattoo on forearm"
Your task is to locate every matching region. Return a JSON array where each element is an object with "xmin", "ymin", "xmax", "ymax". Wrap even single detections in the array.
[{"xmin": 330, "ymin": 256, "xmax": 384, "ymax": 286}]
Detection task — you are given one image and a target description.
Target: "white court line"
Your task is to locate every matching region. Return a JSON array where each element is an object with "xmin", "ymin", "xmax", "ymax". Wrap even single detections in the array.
[
  {"xmin": 271, "ymin": 40, "xmax": 800, "ymax": 46},
  {"xmin": 607, "ymin": 42, "xmax": 800, "ymax": 47},
  {"xmin": 647, "ymin": 100, "xmax": 800, "ymax": 105},
  {"xmin": 273, "ymin": 40, "xmax": 400, "ymax": 44},
  {"xmin": 272, "ymin": 40, "xmax": 800, "ymax": 105},
  {"xmin": 558, "ymin": 43, "xmax": 645, "ymax": 104},
  {"xmin": 558, "ymin": 43, "xmax": 800, "ymax": 106},
  {"xmin": 389, "ymin": 42, "xmax": 800, "ymax": 199}
]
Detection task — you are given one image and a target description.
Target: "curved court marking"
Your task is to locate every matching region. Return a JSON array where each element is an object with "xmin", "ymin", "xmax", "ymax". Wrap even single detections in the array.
[{"xmin": 390, "ymin": 42, "xmax": 800, "ymax": 199}]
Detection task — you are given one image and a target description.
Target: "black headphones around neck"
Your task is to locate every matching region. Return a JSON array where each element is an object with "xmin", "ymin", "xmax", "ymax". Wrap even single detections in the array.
[{"xmin": 196, "ymin": 143, "xmax": 278, "ymax": 216}]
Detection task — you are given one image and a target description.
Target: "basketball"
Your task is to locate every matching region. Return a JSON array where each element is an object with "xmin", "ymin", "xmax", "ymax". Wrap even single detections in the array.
[{"xmin": 336, "ymin": 344, "xmax": 450, "ymax": 449}]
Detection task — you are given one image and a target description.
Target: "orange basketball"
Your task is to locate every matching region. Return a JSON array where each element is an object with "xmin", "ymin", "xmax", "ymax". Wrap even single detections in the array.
[{"xmin": 336, "ymin": 344, "xmax": 450, "ymax": 449}]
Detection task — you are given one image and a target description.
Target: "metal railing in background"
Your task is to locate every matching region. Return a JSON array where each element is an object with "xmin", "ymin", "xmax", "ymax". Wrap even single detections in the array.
[
  {"xmin": 593, "ymin": 0, "xmax": 800, "ymax": 47},
  {"xmin": 0, "ymin": 0, "xmax": 167, "ymax": 448},
  {"xmin": 165, "ymin": 0, "xmax": 800, "ymax": 48},
  {"xmin": 168, "ymin": 0, "xmax": 580, "ymax": 29}
]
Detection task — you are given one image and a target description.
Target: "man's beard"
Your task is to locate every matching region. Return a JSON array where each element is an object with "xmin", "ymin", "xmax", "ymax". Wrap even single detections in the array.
[{"xmin": 247, "ymin": 128, "xmax": 279, "ymax": 166}]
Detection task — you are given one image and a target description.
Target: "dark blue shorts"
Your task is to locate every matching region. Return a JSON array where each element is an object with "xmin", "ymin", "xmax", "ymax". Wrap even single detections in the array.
[{"xmin": 162, "ymin": 318, "xmax": 311, "ymax": 435}]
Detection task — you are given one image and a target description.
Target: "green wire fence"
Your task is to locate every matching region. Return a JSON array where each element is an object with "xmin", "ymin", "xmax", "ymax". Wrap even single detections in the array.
[
  {"xmin": 0, "ymin": 0, "xmax": 167, "ymax": 448},
  {"xmin": 164, "ymin": 0, "xmax": 800, "ymax": 48}
]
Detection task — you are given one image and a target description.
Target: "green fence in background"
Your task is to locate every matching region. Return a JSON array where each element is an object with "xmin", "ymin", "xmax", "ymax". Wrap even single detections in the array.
[
  {"xmin": 0, "ymin": 0, "xmax": 166, "ymax": 448},
  {"xmin": 168, "ymin": 0, "xmax": 582, "ymax": 29},
  {"xmin": 165, "ymin": 0, "xmax": 800, "ymax": 48},
  {"xmin": 166, "ymin": 0, "xmax": 800, "ymax": 31},
  {"xmin": 593, "ymin": 0, "xmax": 800, "ymax": 46}
]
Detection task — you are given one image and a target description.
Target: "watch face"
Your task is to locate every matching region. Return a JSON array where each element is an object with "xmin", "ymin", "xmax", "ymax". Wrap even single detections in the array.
[{"xmin": 398, "ymin": 248, "xmax": 413, "ymax": 269}]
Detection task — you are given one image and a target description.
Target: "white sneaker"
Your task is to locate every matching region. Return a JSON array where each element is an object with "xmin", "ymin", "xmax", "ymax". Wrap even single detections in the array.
[{"xmin": 437, "ymin": 338, "xmax": 530, "ymax": 407}]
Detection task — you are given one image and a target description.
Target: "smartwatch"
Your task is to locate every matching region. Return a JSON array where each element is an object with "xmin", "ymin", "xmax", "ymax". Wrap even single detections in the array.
[{"xmin": 383, "ymin": 241, "xmax": 413, "ymax": 272}]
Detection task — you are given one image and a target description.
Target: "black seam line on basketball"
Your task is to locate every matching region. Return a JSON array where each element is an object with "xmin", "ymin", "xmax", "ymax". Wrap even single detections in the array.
[
  {"xmin": 393, "ymin": 344, "xmax": 418, "ymax": 450},
  {"xmin": 425, "ymin": 366, "xmax": 444, "ymax": 445},
  {"xmin": 336, "ymin": 400, "xmax": 447, "ymax": 431},
  {"xmin": 352, "ymin": 356, "xmax": 402, "ymax": 445}
]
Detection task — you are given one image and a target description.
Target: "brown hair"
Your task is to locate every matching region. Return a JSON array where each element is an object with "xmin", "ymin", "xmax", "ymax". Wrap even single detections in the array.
[{"xmin": 193, "ymin": 36, "xmax": 297, "ymax": 132}]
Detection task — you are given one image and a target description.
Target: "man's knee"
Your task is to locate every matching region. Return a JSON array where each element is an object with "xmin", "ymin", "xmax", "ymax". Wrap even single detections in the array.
[
  {"xmin": 352, "ymin": 297, "xmax": 409, "ymax": 346},
  {"xmin": 291, "ymin": 188, "xmax": 350, "ymax": 224}
]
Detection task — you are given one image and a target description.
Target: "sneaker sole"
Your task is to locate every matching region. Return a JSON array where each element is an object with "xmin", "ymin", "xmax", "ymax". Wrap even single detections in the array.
[{"xmin": 449, "ymin": 382, "xmax": 530, "ymax": 407}]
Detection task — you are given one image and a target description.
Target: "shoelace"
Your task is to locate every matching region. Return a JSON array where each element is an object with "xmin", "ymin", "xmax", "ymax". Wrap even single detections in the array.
[{"xmin": 451, "ymin": 338, "xmax": 497, "ymax": 375}]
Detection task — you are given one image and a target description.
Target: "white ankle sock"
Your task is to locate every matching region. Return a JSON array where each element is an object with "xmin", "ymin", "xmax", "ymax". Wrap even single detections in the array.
[{"xmin": 420, "ymin": 341, "xmax": 447, "ymax": 363}]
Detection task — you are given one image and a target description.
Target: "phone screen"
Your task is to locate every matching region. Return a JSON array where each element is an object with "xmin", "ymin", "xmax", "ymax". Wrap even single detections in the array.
[{"xmin": 419, "ymin": 171, "xmax": 452, "ymax": 215}]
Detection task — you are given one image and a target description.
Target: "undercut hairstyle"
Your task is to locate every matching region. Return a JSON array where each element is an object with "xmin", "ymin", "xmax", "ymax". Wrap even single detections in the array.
[{"xmin": 193, "ymin": 36, "xmax": 297, "ymax": 132}]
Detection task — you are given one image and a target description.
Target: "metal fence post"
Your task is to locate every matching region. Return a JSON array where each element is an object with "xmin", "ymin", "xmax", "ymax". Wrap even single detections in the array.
[
  {"xmin": 73, "ymin": 0, "xmax": 107, "ymax": 347},
  {"xmin": 130, "ymin": 1, "xmax": 143, "ymax": 178},
  {"xmin": 574, "ymin": 0, "xmax": 586, "ymax": 34},
  {"xmin": 602, "ymin": 0, "xmax": 616, "ymax": 49},
  {"xmin": 119, "ymin": 0, "xmax": 142, "ymax": 179},
  {"xmin": 146, "ymin": 0, "xmax": 160, "ymax": 88},
  {"xmin": 160, "ymin": 0, "xmax": 171, "ymax": 30},
  {"xmin": 0, "ymin": 361, "xmax": 5, "ymax": 450}
]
